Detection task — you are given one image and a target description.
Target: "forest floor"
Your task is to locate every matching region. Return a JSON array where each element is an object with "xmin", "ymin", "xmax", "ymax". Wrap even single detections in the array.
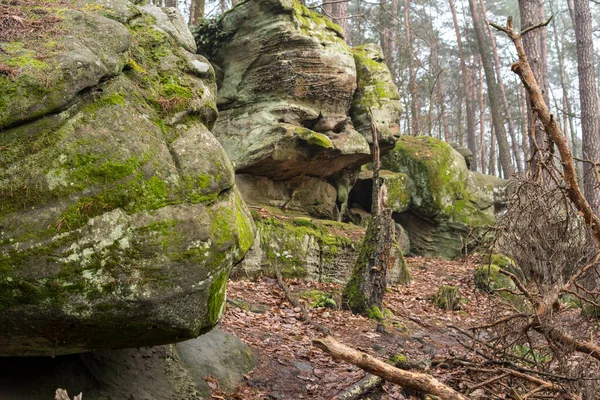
[{"xmin": 209, "ymin": 255, "xmax": 511, "ymax": 399}]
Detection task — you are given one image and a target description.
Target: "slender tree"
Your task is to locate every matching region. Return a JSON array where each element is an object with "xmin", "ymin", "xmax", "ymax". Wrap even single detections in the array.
[
  {"xmin": 469, "ymin": 0, "xmax": 514, "ymax": 176},
  {"xmin": 519, "ymin": 0, "xmax": 550, "ymax": 169},
  {"xmin": 480, "ymin": 0, "xmax": 523, "ymax": 174},
  {"xmin": 189, "ymin": 0, "xmax": 205, "ymax": 25},
  {"xmin": 571, "ymin": 0, "xmax": 600, "ymax": 213},
  {"xmin": 322, "ymin": 0, "xmax": 349, "ymax": 38},
  {"xmin": 448, "ymin": 0, "xmax": 477, "ymax": 169}
]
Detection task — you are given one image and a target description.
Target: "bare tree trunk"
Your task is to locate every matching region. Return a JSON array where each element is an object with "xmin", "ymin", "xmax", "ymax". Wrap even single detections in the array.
[
  {"xmin": 342, "ymin": 111, "xmax": 393, "ymax": 317},
  {"xmin": 220, "ymin": 0, "xmax": 226, "ymax": 13},
  {"xmin": 433, "ymin": 34, "xmax": 450, "ymax": 142},
  {"xmin": 469, "ymin": 0, "xmax": 514, "ymax": 176},
  {"xmin": 188, "ymin": 0, "xmax": 205, "ymax": 25},
  {"xmin": 478, "ymin": 56, "xmax": 487, "ymax": 172},
  {"xmin": 313, "ymin": 337, "xmax": 468, "ymax": 400},
  {"xmin": 405, "ymin": 0, "xmax": 419, "ymax": 136},
  {"xmin": 456, "ymin": 87, "xmax": 464, "ymax": 146},
  {"xmin": 490, "ymin": 16, "xmax": 600, "ymax": 244},
  {"xmin": 449, "ymin": 0, "xmax": 477, "ymax": 168},
  {"xmin": 572, "ymin": 0, "xmax": 600, "ymax": 214},
  {"xmin": 519, "ymin": 84, "xmax": 530, "ymax": 162},
  {"xmin": 519, "ymin": 0, "xmax": 550, "ymax": 170},
  {"xmin": 322, "ymin": 0, "xmax": 349, "ymax": 38},
  {"xmin": 489, "ymin": 123, "xmax": 496, "ymax": 176},
  {"xmin": 481, "ymin": 0, "xmax": 523, "ymax": 174}
]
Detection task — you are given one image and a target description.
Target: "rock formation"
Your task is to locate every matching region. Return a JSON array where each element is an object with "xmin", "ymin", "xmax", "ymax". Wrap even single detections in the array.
[
  {"xmin": 195, "ymin": 0, "xmax": 402, "ymax": 219},
  {"xmin": 379, "ymin": 136, "xmax": 507, "ymax": 259},
  {"xmin": 0, "ymin": 0, "xmax": 254, "ymax": 355}
]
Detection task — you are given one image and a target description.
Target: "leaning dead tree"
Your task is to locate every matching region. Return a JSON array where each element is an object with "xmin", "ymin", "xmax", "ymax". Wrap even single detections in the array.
[
  {"xmin": 447, "ymin": 16, "xmax": 600, "ymax": 399},
  {"xmin": 342, "ymin": 109, "xmax": 394, "ymax": 317}
]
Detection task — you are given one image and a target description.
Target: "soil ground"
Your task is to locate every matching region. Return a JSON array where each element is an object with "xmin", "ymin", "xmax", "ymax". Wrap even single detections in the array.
[{"xmin": 210, "ymin": 256, "xmax": 503, "ymax": 399}]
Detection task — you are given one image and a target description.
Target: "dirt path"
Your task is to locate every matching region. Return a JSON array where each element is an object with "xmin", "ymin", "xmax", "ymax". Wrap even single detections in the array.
[{"xmin": 214, "ymin": 256, "xmax": 500, "ymax": 399}]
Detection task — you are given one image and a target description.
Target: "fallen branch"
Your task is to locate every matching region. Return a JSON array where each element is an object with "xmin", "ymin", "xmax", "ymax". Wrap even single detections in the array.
[
  {"xmin": 273, "ymin": 265, "xmax": 331, "ymax": 336},
  {"xmin": 312, "ymin": 336, "xmax": 468, "ymax": 400},
  {"xmin": 331, "ymin": 373, "xmax": 383, "ymax": 400}
]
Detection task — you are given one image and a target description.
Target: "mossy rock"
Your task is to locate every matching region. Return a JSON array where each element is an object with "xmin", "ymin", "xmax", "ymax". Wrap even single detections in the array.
[
  {"xmin": 474, "ymin": 263, "xmax": 527, "ymax": 310},
  {"xmin": 350, "ymin": 44, "xmax": 402, "ymax": 151},
  {"xmin": 381, "ymin": 136, "xmax": 498, "ymax": 260},
  {"xmin": 0, "ymin": 0, "xmax": 254, "ymax": 356},
  {"xmin": 432, "ymin": 285, "xmax": 463, "ymax": 311}
]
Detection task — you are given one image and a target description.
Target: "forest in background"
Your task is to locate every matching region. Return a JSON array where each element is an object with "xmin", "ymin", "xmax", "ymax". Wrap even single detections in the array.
[{"xmin": 152, "ymin": 0, "xmax": 600, "ymax": 181}]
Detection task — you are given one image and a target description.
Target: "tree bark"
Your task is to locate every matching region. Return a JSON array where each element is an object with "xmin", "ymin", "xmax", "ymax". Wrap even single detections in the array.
[
  {"xmin": 342, "ymin": 111, "xmax": 393, "ymax": 316},
  {"xmin": 571, "ymin": 0, "xmax": 600, "ymax": 214},
  {"xmin": 322, "ymin": 0, "xmax": 349, "ymax": 39},
  {"xmin": 405, "ymin": 0, "xmax": 419, "ymax": 136},
  {"xmin": 489, "ymin": 122, "xmax": 496, "ymax": 176},
  {"xmin": 477, "ymin": 55, "xmax": 486, "ymax": 172},
  {"xmin": 312, "ymin": 337, "xmax": 468, "ymax": 400},
  {"xmin": 188, "ymin": 0, "xmax": 205, "ymax": 25},
  {"xmin": 449, "ymin": 0, "xmax": 477, "ymax": 168},
  {"xmin": 433, "ymin": 34, "xmax": 450, "ymax": 142},
  {"xmin": 469, "ymin": 0, "xmax": 514, "ymax": 176},
  {"xmin": 490, "ymin": 16, "xmax": 600, "ymax": 244},
  {"xmin": 481, "ymin": 0, "xmax": 523, "ymax": 174},
  {"xmin": 519, "ymin": 0, "xmax": 550, "ymax": 170}
]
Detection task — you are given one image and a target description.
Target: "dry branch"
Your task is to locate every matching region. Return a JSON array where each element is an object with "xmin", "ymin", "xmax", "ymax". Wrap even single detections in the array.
[
  {"xmin": 273, "ymin": 265, "xmax": 331, "ymax": 336},
  {"xmin": 313, "ymin": 336, "xmax": 468, "ymax": 400}
]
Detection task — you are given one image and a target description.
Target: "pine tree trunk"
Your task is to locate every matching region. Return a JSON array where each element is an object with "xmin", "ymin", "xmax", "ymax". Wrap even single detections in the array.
[
  {"xmin": 519, "ymin": 0, "xmax": 550, "ymax": 170},
  {"xmin": 481, "ymin": 0, "xmax": 523, "ymax": 174},
  {"xmin": 572, "ymin": 0, "xmax": 600, "ymax": 214},
  {"xmin": 469, "ymin": 0, "xmax": 514, "ymax": 176},
  {"xmin": 433, "ymin": 35, "xmax": 450, "ymax": 142},
  {"xmin": 489, "ymin": 123, "xmax": 496, "ymax": 176},
  {"xmin": 405, "ymin": 0, "xmax": 419, "ymax": 136},
  {"xmin": 478, "ymin": 56, "xmax": 486, "ymax": 172},
  {"xmin": 189, "ymin": 0, "xmax": 205, "ymax": 25},
  {"xmin": 449, "ymin": 0, "xmax": 477, "ymax": 169}
]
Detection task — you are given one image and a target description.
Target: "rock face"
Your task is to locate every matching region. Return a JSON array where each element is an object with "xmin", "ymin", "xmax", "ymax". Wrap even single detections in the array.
[
  {"xmin": 0, "ymin": 0, "xmax": 254, "ymax": 355},
  {"xmin": 234, "ymin": 213, "xmax": 410, "ymax": 285},
  {"xmin": 195, "ymin": 0, "xmax": 401, "ymax": 219},
  {"xmin": 0, "ymin": 329, "xmax": 254, "ymax": 399},
  {"xmin": 380, "ymin": 136, "xmax": 507, "ymax": 259}
]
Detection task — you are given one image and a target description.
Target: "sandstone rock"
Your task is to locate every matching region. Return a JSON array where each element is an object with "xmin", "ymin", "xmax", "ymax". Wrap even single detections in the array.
[
  {"xmin": 381, "ymin": 136, "xmax": 505, "ymax": 259},
  {"xmin": 236, "ymin": 174, "xmax": 338, "ymax": 219},
  {"xmin": 0, "ymin": 0, "xmax": 253, "ymax": 355},
  {"xmin": 350, "ymin": 44, "xmax": 402, "ymax": 151},
  {"xmin": 196, "ymin": 0, "xmax": 374, "ymax": 182},
  {"xmin": 0, "ymin": 329, "xmax": 254, "ymax": 399},
  {"xmin": 350, "ymin": 170, "xmax": 411, "ymax": 214},
  {"xmin": 233, "ymin": 213, "xmax": 410, "ymax": 285}
]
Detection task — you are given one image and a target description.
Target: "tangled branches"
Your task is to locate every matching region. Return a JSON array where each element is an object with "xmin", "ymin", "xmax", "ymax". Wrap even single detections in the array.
[{"xmin": 446, "ymin": 16, "xmax": 600, "ymax": 399}]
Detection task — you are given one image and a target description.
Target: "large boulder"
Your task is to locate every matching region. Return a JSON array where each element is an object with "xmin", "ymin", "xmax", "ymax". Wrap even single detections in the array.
[
  {"xmin": 381, "ymin": 136, "xmax": 507, "ymax": 259},
  {"xmin": 0, "ymin": 329, "xmax": 254, "ymax": 399},
  {"xmin": 198, "ymin": 0, "xmax": 369, "ymax": 181},
  {"xmin": 0, "ymin": 0, "xmax": 254, "ymax": 355},
  {"xmin": 194, "ymin": 0, "xmax": 401, "ymax": 220},
  {"xmin": 350, "ymin": 44, "xmax": 402, "ymax": 152}
]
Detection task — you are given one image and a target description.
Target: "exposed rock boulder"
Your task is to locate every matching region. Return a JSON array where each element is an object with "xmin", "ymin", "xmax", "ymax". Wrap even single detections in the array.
[
  {"xmin": 194, "ymin": 0, "xmax": 402, "ymax": 220},
  {"xmin": 380, "ymin": 136, "xmax": 507, "ymax": 259},
  {"xmin": 233, "ymin": 212, "xmax": 410, "ymax": 285},
  {"xmin": 0, "ymin": 329, "xmax": 254, "ymax": 399},
  {"xmin": 350, "ymin": 44, "xmax": 402, "ymax": 152},
  {"xmin": 236, "ymin": 174, "xmax": 338, "ymax": 220},
  {"xmin": 0, "ymin": 0, "xmax": 254, "ymax": 355},
  {"xmin": 198, "ymin": 0, "xmax": 368, "ymax": 181}
]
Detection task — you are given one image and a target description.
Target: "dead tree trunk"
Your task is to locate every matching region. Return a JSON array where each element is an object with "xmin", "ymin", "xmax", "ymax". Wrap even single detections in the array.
[
  {"xmin": 313, "ymin": 337, "xmax": 468, "ymax": 400},
  {"xmin": 342, "ymin": 110, "xmax": 394, "ymax": 317}
]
